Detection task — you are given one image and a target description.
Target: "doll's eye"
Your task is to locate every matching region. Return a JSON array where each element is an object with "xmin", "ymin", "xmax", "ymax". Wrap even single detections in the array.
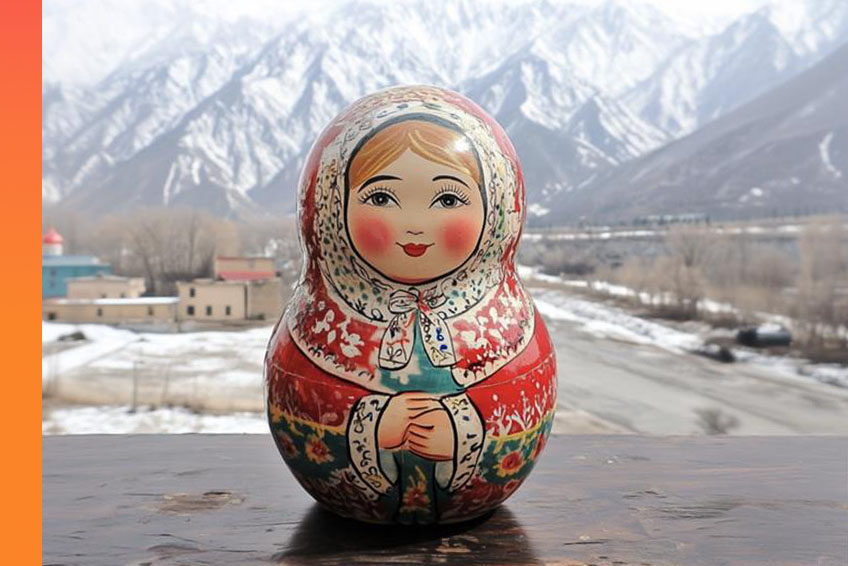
[
  {"xmin": 431, "ymin": 186, "xmax": 470, "ymax": 209},
  {"xmin": 367, "ymin": 192, "xmax": 393, "ymax": 206},
  {"xmin": 434, "ymin": 194, "xmax": 459, "ymax": 208},
  {"xmin": 360, "ymin": 187, "xmax": 400, "ymax": 208}
]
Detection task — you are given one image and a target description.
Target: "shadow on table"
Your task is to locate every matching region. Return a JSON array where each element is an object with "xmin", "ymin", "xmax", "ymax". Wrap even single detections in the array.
[{"xmin": 273, "ymin": 504, "xmax": 539, "ymax": 564}]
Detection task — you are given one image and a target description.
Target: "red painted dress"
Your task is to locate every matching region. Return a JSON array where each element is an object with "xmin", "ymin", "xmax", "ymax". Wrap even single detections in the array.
[
  {"xmin": 267, "ymin": 304, "xmax": 555, "ymax": 523},
  {"xmin": 265, "ymin": 85, "xmax": 557, "ymax": 524}
]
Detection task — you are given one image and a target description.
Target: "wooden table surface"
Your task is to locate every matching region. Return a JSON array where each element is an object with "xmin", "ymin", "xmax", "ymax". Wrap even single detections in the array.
[{"xmin": 43, "ymin": 434, "xmax": 847, "ymax": 566}]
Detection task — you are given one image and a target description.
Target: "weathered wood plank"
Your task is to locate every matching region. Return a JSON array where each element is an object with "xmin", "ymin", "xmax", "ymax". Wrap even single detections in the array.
[{"xmin": 43, "ymin": 435, "xmax": 848, "ymax": 565}]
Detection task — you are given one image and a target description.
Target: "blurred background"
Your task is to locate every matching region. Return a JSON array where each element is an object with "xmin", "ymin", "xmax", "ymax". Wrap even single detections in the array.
[{"xmin": 42, "ymin": 0, "xmax": 848, "ymax": 435}]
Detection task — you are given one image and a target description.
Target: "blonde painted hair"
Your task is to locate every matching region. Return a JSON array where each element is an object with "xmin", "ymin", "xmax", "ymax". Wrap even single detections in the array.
[{"xmin": 348, "ymin": 119, "xmax": 482, "ymax": 190}]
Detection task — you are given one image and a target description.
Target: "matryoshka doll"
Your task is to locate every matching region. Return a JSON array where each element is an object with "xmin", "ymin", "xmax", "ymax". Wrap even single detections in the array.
[{"xmin": 265, "ymin": 85, "xmax": 556, "ymax": 525}]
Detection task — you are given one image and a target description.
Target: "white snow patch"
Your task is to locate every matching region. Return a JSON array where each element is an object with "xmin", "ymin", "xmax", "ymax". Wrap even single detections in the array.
[
  {"xmin": 191, "ymin": 158, "xmax": 202, "ymax": 185},
  {"xmin": 528, "ymin": 276, "xmax": 848, "ymax": 389},
  {"xmin": 163, "ymin": 161, "xmax": 176, "ymax": 204},
  {"xmin": 42, "ymin": 321, "xmax": 273, "ymax": 389},
  {"xmin": 533, "ymin": 289, "xmax": 701, "ymax": 352},
  {"xmin": 527, "ymin": 203, "xmax": 550, "ymax": 217},
  {"xmin": 818, "ymin": 132, "xmax": 842, "ymax": 179},
  {"xmin": 43, "ymin": 405, "xmax": 267, "ymax": 434},
  {"xmin": 49, "ymin": 297, "xmax": 178, "ymax": 305},
  {"xmin": 42, "ymin": 322, "xmax": 140, "ymax": 379},
  {"xmin": 518, "ymin": 264, "xmax": 574, "ymax": 284}
]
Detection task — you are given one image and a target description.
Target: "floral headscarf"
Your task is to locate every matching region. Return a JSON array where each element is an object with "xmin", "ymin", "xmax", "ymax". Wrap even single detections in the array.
[{"xmin": 285, "ymin": 85, "xmax": 535, "ymax": 392}]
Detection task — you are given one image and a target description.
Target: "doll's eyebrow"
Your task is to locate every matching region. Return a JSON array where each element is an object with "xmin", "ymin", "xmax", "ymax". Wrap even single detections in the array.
[
  {"xmin": 432, "ymin": 174, "xmax": 470, "ymax": 188},
  {"xmin": 358, "ymin": 174, "xmax": 402, "ymax": 191}
]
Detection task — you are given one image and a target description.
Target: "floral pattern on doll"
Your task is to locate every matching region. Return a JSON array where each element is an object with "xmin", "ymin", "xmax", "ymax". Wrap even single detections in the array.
[
  {"xmin": 268, "ymin": 86, "xmax": 555, "ymax": 525},
  {"xmin": 288, "ymin": 86, "xmax": 534, "ymax": 391},
  {"xmin": 439, "ymin": 403, "xmax": 555, "ymax": 522},
  {"xmin": 266, "ymin": 325, "xmax": 555, "ymax": 523}
]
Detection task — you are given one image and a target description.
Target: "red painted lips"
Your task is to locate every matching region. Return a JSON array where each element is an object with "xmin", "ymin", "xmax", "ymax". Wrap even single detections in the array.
[{"xmin": 398, "ymin": 242, "xmax": 433, "ymax": 257}]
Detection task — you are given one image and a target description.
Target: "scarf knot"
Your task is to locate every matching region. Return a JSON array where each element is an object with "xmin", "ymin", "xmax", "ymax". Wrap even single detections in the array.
[{"xmin": 378, "ymin": 288, "xmax": 456, "ymax": 369}]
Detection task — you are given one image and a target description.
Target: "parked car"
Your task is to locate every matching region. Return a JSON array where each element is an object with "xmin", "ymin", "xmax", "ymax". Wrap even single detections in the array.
[{"xmin": 736, "ymin": 324, "xmax": 792, "ymax": 348}]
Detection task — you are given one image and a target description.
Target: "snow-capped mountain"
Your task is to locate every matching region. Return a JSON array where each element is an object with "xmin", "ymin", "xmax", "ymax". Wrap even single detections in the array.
[
  {"xmin": 42, "ymin": 14, "xmax": 272, "ymax": 205},
  {"xmin": 546, "ymin": 41, "xmax": 848, "ymax": 223},
  {"xmin": 42, "ymin": 0, "xmax": 848, "ymax": 221},
  {"xmin": 624, "ymin": 10, "xmax": 800, "ymax": 135},
  {"xmin": 461, "ymin": 46, "xmax": 670, "ymax": 202},
  {"xmin": 625, "ymin": 0, "xmax": 848, "ymax": 136}
]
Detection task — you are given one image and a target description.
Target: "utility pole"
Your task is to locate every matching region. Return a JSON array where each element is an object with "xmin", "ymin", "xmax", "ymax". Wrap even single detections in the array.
[{"xmin": 130, "ymin": 359, "xmax": 143, "ymax": 414}]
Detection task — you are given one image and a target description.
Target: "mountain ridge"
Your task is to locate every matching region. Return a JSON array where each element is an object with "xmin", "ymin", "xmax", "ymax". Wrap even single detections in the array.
[
  {"xmin": 545, "ymin": 40, "xmax": 848, "ymax": 224},
  {"xmin": 42, "ymin": 0, "xmax": 848, "ymax": 222}
]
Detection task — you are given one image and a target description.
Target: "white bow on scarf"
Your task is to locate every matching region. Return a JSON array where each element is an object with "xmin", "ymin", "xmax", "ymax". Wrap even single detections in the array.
[{"xmin": 378, "ymin": 288, "xmax": 457, "ymax": 370}]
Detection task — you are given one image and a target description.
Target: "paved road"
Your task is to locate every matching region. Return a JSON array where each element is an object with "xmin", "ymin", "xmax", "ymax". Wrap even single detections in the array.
[{"xmin": 540, "ymin": 297, "xmax": 848, "ymax": 435}]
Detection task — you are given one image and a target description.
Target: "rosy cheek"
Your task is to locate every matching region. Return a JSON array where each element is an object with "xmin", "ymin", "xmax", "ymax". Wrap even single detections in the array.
[
  {"xmin": 440, "ymin": 217, "xmax": 479, "ymax": 258},
  {"xmin": 352, "ymin": 214, "xmax": 393, "ymax": 257}
]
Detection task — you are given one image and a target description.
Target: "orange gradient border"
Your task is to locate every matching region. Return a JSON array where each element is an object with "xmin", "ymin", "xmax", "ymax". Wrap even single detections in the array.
[{"xmin": 1, "ymin": 0, "xmax": 40, "ymax": 560}]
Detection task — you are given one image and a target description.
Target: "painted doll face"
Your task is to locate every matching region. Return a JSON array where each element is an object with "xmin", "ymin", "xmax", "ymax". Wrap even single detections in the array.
[{"xmin": 347, "ymin": 148, "xmax": 485, "ymax": 284}]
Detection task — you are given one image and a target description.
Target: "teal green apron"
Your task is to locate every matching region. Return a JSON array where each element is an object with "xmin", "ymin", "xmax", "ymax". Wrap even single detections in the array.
[{"xmin": 378, "ymin": 314, "xmax": 464, "ymax": 524}]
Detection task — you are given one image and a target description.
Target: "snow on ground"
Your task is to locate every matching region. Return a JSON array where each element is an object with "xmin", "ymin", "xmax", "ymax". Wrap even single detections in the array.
[
  {"xmin": 521, "ymin": 223, "xmax": 804, "ymax": 243},
  {"xmin": 521, "ymin": 267, "xmax": 739, "ymax": 317},
  {"xmin": 733, "ymin": 350, "xmax": 848, "ymax": 389},
  {"xmin": 42, "ymin": 321, "xmax": 273, "ymax": 389},
  {"xmin": 43, "ymin": 405, "xmax": 267, "ymax": 435},
  {"xmin": 521, "ymin": 267, "xmax": 848, "ymax": 389},
  {"xmin": 42, "ymin": 322, "xmax": 140, "ymax": 380},
  {"xmin": 532, "ymin": 288, "xmax": 701, "ymax": 353},
  {"xmin": 42, "ymin": 272, "xmax": 848, "ymax": 433}
]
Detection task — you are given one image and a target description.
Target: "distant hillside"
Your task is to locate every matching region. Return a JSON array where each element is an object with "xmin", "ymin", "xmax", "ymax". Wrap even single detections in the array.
[
  {"xmin": 545, "ymin": 41, "xmax": 848, "ymax": 224},
  {"xmin": 42, "ymin": 0, "xmax": 848, "ymax": 222}
]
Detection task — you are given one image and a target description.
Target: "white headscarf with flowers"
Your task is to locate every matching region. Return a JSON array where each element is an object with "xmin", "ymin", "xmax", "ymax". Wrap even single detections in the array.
[{"xmin": 286, "ymin": 85, "xmax": 535, "ymax": 391}]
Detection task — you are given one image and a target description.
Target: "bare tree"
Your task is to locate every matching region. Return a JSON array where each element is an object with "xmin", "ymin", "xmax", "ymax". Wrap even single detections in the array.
[
  {"xmin": 653, "ymin": 227, "xmax": 712, "ymax": 318},
  {"xmin": 88, "ymin": 214, "xmax": 137, "ymax": 275},
  {"xmin": 794, "ymin": 218, "xmax": 848, "ymax": 349},
  {"xmin": 97, "ymin": 207, "xmax": 241, "ymax": 294},
  {"xmin": 614, "ymin": 256, "xmax": 655, "ymax": 308},
  {"xmin": 746, "ymin": 247, "xmax": 796, "ymax": 312},
  {"xmin": 666, "ymin": 226, "xmax": 711, "ymax": 270}
]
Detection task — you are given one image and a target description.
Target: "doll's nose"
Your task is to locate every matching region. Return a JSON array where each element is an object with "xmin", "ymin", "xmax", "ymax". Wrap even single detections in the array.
[{"xmin": 406, "ymin": 230, "xmax": 424, "ymax": 235}]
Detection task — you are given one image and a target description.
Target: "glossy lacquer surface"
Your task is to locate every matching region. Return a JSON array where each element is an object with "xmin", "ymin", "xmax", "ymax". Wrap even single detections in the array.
[{"xmin": 265, "ymin": 85, "xmax": 556, "ymax": 525}]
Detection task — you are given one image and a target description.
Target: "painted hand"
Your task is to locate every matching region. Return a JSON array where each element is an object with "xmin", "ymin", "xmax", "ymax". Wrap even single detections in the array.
[
  {"xmin": 377, "ymin": 392, "xmax": 442, "ymax": 451},
  {"xmin": 405, "ymin": 406, "xmax": 455, "ymax": 461}
]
